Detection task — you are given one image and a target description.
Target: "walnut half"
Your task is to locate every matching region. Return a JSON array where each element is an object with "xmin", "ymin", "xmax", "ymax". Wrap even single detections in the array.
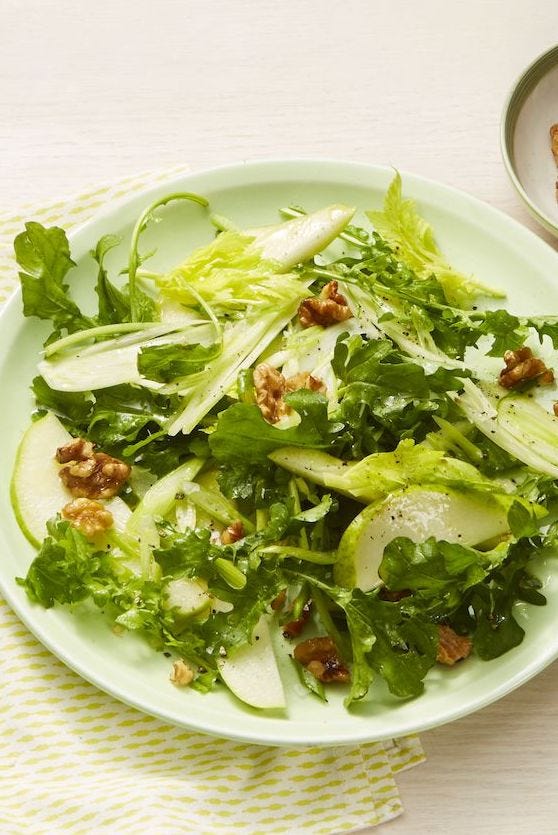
[
  {"xmin": 253, "ymin": 364, "xmax": 326, "ymax": 424},
  {"xmin": 169, "ymin": 659, "xmax": 194, "ymax": 687},
  {"xmin": 436, "ymin": 625, "xmax": 472, "ymax": 666},
  {"xmin": 62, "ymin": 498, "xmax": 114, "ymax": 539},
  {"xmin": 499, "ymin": 346, "xmax": 554, "ymax": 389},
  {"xmin": 293, "ymin": 636, "xmax": 350, "ymax": 683},
  {"xmin": 551, "ymin": 124, "xmax": 558, "ymax": 203},
  {"xmin": 551, "ymin": 123, "xmax": 558, "ymax": 166},
  {"xmin": 221, "ymin": 520, "xmax": 245, "ymax": 545},
  {"xmin": 56, "ymin": 438, "xmax": 131, "ymax": 499},
  {"xmin": 298, "ymin": 280, "xmax": 353, "ymax": 328}
]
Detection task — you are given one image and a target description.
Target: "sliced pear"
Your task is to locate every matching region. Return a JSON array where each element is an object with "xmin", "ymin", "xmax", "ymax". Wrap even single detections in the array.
[
  {"xmin": 163, "ymin": 576, "xmax": 212, "ymax": 628},
  {"xmin": 125, "ymin": 457, "xmax": 205, "ymax": 548},
  {"xmin": 11, "ymin": 412, "xmax": 130, "ymax": 547},
  {"xmin": 335, "ymin": 485, "xmax": 511, "ymax": 591},
  {"xmin": 218, "ymin": 616, "xmax": 286, "ymax": 710}
]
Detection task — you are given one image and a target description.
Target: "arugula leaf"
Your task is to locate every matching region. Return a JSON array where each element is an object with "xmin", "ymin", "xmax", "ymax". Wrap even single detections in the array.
[
  {"xmin": 88, "ymin": 386, "xmax": 187, "ymax": 477},
  {"xmin": 202, "ymin": 563, "xmax": 286, "ymax": 652},
  {"xmin": 332, "ymin": 334, "xmax": 467, "ymax": 455},
  {"xmin": 356, "ymin": 595, "xmax": 438, "ymax": 698},
  {"xmin": 459, "ymin": 538, "xmax": 546, "ymax": 660},
  {"xmin": 336, "ymin": 588, "xmax": 377, "ymax": 703},
  {"xmin": 381, "ymin": 533, "xmax": 548, "ymax": 662},
  {"xmin": 209, "ymin": 391, "xmax": 339, "ymax": 464},
  {"xmin": 155, "ymin": 502, "xmax": 290, "ymax": 586},
  {"xmin": 260, "ymin": 502, "xmax": 292, "ymax": 542},
  {"xmin": 32, "ymin": 375, "xmax": 93, "ymax": 429},
  {"xmin": 15, "ymin": 222, "xmax": 94, "ymax": 337},
  {"xmin": 138, "ymin": 342, "xmax": 221, "ymax": 383},
  {"xmin": 527, "ymin": 317, "xmax": 558, "ymax": 350},
  {"xmin": 294, "ymin": 574, "xmax": 438, "ymax": 702},
  {"xmin": 475, "ymin": 310, "xmax": 526, "ymax": 357},
  {"xmin": 32, "ymin": 376, "xmax": 187, "ymax": 477},
  {"xmin": 380, "ymin": 537, "xmax": 489, "ymax": 608},
  {"xmin": 92, "ymin": 235, "xmax": 133, "ymax": 325},
  {"xmin": 93, "ymin": 234, "xmax": 158, "ymax": 324},
  {"xmin": 218, "ymin": 460, "xmax": 291, "ymax": 510}
]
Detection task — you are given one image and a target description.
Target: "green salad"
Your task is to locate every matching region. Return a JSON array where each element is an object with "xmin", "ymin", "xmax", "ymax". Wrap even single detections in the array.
[{"xmin": 11, "ymin": 174, "xmax": 558, "ymax": 710}]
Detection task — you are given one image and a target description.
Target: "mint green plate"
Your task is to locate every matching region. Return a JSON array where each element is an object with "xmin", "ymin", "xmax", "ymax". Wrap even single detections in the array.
[{"xmin": 2, "ymin": 159, "xmax": 558, "ymax": 747}]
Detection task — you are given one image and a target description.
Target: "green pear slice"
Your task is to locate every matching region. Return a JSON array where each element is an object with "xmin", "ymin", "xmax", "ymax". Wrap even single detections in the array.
[
  {"xmin": 125, "ymin": 457, "xmax": 205, "ymax": 549},
  {"xmin": 163, "ymin": 576, "xmax": 212, "ymax": 626},
  {"xmin": 218, "ymin": 616, "xmax": 286, "ymax": 710},
  {"xmin": 11, "ymin": 411, "xmax": 130, "ymax": 547},
  {"xmin": 335, "ymin": 486, "xmax": 511, "ymax": 591}
]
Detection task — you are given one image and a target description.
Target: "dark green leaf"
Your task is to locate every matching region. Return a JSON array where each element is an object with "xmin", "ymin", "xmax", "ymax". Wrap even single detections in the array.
[
  {"xmin": 507, "ymin": 501, "xmax": 541, "ymax": 539},
  {"xmin": 366, "ymin": 600, "xmax": 439, "ymax": 698},
  {"xmin": 380, "ymin": 537, "xmax": 489, "ymax": 597},
  {"xmin": 15, "ymin": 222, "xmax": 94, "ymax": 336},
  {"xmin": 202, "ymin": 563, "xmax": 286, "ymax": 652},
  {"xmin": 92, "ymin": 234, "xmax": 132, "ymax": 325},
  {"xmin": 527, "ymin": 317, "xmax": 558, "ymax": 350},
  {"xmin": 210, "ymin": 391, "xmax": 338, "ymax": 464},
  {"xmin": 32, "ymin": 376, "xmax": 93, "ymax": 428},
  {"xmin": 154, "ymin": 528, "xmax": 217, "ymax": 577},
  {"xmin": 138, "ymin": 342, "xmax": 221, "ymax": 383},
  {"xmin": 218, "ymin": 460, "xmax": 290, "ymax": 510},
  {"xmin": 17, "ymin": 519, "xmax": 100, "ymax": 607},
  {"xmin": 476, "ymin": 310, "xmax": 526, "ymax": 357},
  {"xmin": 331, "ymin": 334, "xmax": 467, "ymax": 457}
]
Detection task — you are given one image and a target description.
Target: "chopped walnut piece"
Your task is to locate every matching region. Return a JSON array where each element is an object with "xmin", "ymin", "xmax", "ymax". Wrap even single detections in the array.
[
  {"xmin": 436, "ymin": 624, "xmax": 472, "ymax": 666},
  {"xmin": 271, "ymin": 589, "xmax": 287, "ymax": 611},
  {"xmin": 293, "ymin": 635, "xmax": 350, "ymax": 683},
  {"xmin": 551, "ymin": 124, "xmax": 558, "ymax": 165},
  {"xmin": 283, "ymin": 600, "xmax": 312, "ymax": 639},
  {"xmin": 552, "ymin": 124, "xmax": 558, "ymax": 203},
  {"xmin": 62, "ymin": 497, "xmax": 114, "ymax": 539},
  {"xmin": 169, "ymin": 659, "xmax": 194, "ymax": 687},
  {"xmin": 254, "ymin": 363, "xmax": 289, "ymax": 423},
  {"xmin": 499, "ymin": 346, "xmax": 554, "ymax": 389},
  {"xmin": 253, "ymin": 363, "xmax": 326, "ymax": 424},
  {"xmin": 56, "ymin": 437, "xmax": 95, "ymax": 464},
  {"xmin": 221, "ymin": 520, "xmax": 245, "ymax": 545},
  {"xmin": 284, "ymin": 372, "xmax": 326, "ymax": 395},
  {"xmin": 298, "ymin": 280, "xmax": 353, "ymax": 328},
  {"xmin": 57, "ymin": 437, "xmax": 131, "ymax": 499},
  {"xmin": 553, "ymin": 403, "xmax": 558, "ymax": 418}
]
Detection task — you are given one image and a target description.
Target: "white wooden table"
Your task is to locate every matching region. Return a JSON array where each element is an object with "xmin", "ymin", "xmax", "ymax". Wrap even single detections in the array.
[{"xmin": 2, "ymin": 2, "xmax": 558, "ymax": 832}]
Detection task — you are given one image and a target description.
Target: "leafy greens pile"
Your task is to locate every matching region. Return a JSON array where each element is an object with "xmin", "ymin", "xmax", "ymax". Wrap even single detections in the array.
[{"xmin": 13, "ymin": 175, "xmax": 558, "ymax": 708}]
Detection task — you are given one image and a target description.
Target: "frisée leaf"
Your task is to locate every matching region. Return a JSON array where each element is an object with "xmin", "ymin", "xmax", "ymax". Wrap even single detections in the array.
[{"xmin": 366, "ymin": 173, "xmax": 503, "ymax": 308}]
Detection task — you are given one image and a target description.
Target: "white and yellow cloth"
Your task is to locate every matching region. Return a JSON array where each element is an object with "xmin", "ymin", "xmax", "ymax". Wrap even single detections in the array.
[{"xmin": 0, "ymin": 169, "xmax": 424, "ymax": 834}]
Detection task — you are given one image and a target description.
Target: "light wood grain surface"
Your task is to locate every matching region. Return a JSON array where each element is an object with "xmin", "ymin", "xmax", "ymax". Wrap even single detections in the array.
[{"xmin": 2, "ymin": 2, "xmax": 558, "ymax": 832}]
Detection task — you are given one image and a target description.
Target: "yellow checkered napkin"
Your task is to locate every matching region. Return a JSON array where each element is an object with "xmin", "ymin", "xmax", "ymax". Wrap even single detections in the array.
[{"xmin": 0, "ymin": 169, "xmax": 424, "ymax": 834}]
